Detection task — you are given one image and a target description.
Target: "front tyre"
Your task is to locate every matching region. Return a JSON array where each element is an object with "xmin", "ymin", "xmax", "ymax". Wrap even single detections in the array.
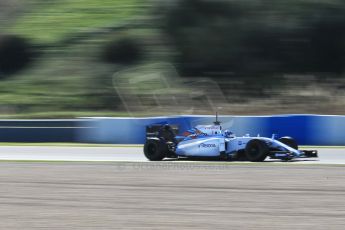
[
  {"xmin": 245, "ymin": 139, "xmax": 269, "ymax": 162},
  {"xmin": 144, "ymin": 139, "xmax": 166, "ymax": 161}
]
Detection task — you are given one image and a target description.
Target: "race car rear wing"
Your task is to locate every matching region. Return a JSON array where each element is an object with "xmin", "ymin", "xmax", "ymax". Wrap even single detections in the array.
[{"xmin": 146, "ymin": 124, "xmax": 179, "ymax": 138}]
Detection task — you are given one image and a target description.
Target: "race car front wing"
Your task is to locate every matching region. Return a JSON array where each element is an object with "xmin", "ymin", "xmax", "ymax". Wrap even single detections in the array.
[{"xmin": 269, "ymin": 150, "xmax": 318, "ymax": 160}]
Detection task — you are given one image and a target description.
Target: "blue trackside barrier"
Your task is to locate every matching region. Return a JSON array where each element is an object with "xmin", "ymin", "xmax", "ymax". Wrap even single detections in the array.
[
  {"xmin": 77, "ymin": 116, "xmax": 192, "ymax": 144},
  {"xmin": 76, "ymin": 115, "xmax": 345, "ymax": 145},
  {"xmin": 0, "ymin": 119, "xmax": 91, "ymax": 142},
  {"xmin": 1, "ymin": 115, "xmax": 345, "ymax": 145},
  {"xmin": 77, "ymin": 115, "xmax": 273, "ymax": 144}
]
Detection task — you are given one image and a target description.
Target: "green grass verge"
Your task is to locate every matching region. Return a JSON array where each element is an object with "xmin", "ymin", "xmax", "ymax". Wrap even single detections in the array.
[
  {"xmin": 8, "ymin": 0, "xmax": 145, "ymax": 43},
  {"xmin": 0, "ymin": 0, "xmax": 156, "ymax": 118}
]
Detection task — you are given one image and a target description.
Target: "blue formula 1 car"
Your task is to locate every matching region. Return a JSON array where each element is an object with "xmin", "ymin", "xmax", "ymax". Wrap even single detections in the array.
[{"xmin": 143, "ymin": 116, "xmax": 318, "ymax": 162}]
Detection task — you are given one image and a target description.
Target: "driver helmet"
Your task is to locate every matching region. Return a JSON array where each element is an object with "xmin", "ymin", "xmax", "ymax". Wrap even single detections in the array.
[
  {"xmin": 224, "ymin": 130, "xmax": 234, "ymax": 138},
  {"xmin": 163, "ymin": 124, "xmax": 171, "ymax": 131}
]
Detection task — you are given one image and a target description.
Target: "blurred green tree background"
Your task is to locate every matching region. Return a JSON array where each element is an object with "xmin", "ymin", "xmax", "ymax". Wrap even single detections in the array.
[{"xmin": 0, "ymin": 0, "xmax": 345, "ymax": 117}]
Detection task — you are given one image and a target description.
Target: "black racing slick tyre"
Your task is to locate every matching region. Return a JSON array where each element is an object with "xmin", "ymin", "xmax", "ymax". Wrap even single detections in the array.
[
  {"xmin": 278, "ymin": 136, "xmax": 298, "ymax": 150},
  {"xmin": 245, "ymin": 139, "xmax": 269, "ymax": 162},
  {"xmin": 144, "ymin": 139, "xmax": 166, "ymax": 161}
]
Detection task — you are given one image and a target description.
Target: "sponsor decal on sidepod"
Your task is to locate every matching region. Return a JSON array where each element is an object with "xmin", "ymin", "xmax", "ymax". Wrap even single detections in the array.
[{"xmin": 199, "ymin": 143, "xmax": 217, "ymax": 148}]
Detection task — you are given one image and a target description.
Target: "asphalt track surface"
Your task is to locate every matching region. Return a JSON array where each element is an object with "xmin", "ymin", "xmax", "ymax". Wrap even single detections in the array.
[
  {"xmin": 0, "ymin": 146, "xmax": 345, "ymax": 229},
  {"xmin": 0, "ymin": 146, "xmax": 343, "ymax": 164}
]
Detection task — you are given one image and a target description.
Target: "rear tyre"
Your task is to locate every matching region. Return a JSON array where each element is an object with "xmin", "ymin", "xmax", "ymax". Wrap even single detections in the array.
[
  {"xmin": 278, "ymin": 136, "xmax": 298, "ymax": 150},
  {"xmin": 245, "ymin": 139, "xmax": 269, "ymax": 162},
  {"xmin": 144, "ymin": 139, "xmax": 166, "ymax": 161}
]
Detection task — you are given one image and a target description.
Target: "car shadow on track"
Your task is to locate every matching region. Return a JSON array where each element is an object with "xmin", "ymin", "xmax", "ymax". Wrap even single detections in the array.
[{"xmin": 163, "ymin": 157, "xmax": 319, "ymax": 163}]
